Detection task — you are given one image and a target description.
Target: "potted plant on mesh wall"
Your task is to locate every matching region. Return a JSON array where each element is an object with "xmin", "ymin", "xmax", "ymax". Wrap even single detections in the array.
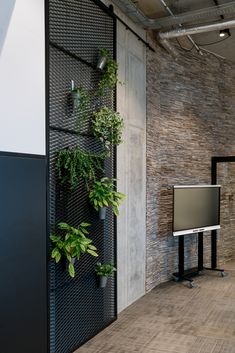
[
  {"xmin": 89, "ymin": 177, "xmax": 125, "ymax": 220},
  {"xmin": 96, "ymin": 48, "xmax": 120, "ymax": 96},
  {"xmin": 95, "ymin": 262, "xmax": 117, "ymax": 288},
  {"xmin": 56, "ymin": 146, "xmax": 107, "ymax": 191},
  {"xmin": 92, "ymin": 106, "xmax": 124, "ymax": 151},
  {"xmin": 50, "ymin": 222, "xmax": 98, "ymax": 278},
  {"xmin": 96, "ymin": 48, "xmax": 111, "ymax": 70},
  {"xmin": 70, "ymin": 81, "xmax": 91, "ymax": 128}
]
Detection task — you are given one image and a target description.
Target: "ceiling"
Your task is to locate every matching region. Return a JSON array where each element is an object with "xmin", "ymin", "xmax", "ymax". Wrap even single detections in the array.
[{"xmin": 132, "ymin": 0, "xmax": 235, "ymax": 62}]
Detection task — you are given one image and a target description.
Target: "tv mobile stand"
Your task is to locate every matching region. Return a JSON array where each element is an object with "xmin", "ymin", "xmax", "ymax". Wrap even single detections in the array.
[{"xmin": 172, "ymin": 232, "xmax": 226, "ymax": 288}]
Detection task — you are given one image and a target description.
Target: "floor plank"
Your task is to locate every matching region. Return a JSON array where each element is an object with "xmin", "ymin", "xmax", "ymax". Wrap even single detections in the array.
[{"xmin": 75, "ymin": 261, "xmax": 235, "ymax": 353}]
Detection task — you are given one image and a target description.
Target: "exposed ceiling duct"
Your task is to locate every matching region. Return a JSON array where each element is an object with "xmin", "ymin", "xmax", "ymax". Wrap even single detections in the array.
[
  {"xmin": 112, "ymin": 0, "xmax": 235, "ymax": 59},
  {"xmin": 159, "ymin": 18, "xmax": 235, "ymax": 39},
  {"xmin": 158, "ymin": 18, "xmax": 235, "ymax": 56},
  {"xmin": 112, "ymin": 0, "xmax": 235, "ymax": 29}
]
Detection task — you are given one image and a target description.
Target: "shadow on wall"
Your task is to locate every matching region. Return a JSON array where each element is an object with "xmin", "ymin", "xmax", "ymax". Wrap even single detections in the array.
[{"xmin": 0, "ymin": 0, "xmax": 16, "ymax": 55}]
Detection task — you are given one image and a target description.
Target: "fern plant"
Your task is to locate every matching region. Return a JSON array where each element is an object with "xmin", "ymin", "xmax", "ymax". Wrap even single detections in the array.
[
  {"xmin": 56, "ymin": 147, "xmax": 107, "ymax": 190},
  {"xmin": 50, "ymin": 222, "xmax": 98, "ymax": 278}
]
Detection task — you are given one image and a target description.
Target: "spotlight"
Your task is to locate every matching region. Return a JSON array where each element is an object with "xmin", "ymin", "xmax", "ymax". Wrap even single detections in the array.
[{"xmin": 219, "ymin": 29, "xmax": 230, "ymax": 37}]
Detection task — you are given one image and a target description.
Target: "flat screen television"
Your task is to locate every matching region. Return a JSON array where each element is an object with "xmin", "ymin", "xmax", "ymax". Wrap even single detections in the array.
[{"xmin": 173, "ymin": 185, "xmax": 221, "ymax": 236}]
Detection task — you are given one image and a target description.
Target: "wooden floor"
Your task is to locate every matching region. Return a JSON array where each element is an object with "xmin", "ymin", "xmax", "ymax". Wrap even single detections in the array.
[{"xmin": 75, "ymin": 261, "xmax": 235, "ymax": 353}]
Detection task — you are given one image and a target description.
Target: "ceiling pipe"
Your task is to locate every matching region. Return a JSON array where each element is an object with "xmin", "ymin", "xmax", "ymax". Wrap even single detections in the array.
[
  {"xmin": 159, "ymin": 38, "xmax": 179, "ymax": 57},
  {"xmin": 112, "ymin": 0, "xmax": 235, "ymax": 58},
  {"xmin": 159, "ymin": 18, "xmax": 235, "ymax": 39},
  {"xmin": 111, "ymin": 0, "xmax": 235, "ymax": 29},
  {"xmin": 158, "ymin": 18, "xmax": 235, "ymax": 57},
  {"xmin": 158, "ymin": 0, "xmax": 202, "ymax": 56}
]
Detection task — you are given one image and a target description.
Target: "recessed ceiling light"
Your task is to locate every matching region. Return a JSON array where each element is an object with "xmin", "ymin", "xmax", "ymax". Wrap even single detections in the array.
[{"xmin": 219, "ymin": 29, "xmax": 230, "ymax": 37}]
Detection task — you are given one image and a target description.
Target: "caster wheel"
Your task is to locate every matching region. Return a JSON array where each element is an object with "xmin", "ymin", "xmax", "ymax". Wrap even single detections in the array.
[
  {"xmin": 172, "ymin": 275, "xmax": 177, "ymax": 282},
  {"xmin": 189, "ymin": 281, "xmax": 196, "ymax": 288}
]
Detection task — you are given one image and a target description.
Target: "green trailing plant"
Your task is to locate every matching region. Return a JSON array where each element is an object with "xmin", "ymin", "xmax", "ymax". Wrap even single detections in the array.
[
  {"xmin": 97, "ymin": 48, "xmax": 111, "ymax": 69},
  {"xmin": 50, "ymin": 222, "xmax": 98, "ymax": 278},
  {"xmin": 89, "ymin": 177, "xmax": 126, "ymax": 216},
  {"xmin": 99, "ymin": 48, "xmax": 112, "ymax": 60},
  {"xmin": 56, "ymin": 147, "xmax": 107, "ymax": 190},
  {"xmin": 95, "ymin": 262, "xmax": 117, "ymax": 277},
  {"xmin": 71, "ymin": 86, "xmax": 90, "ymax": 131},
  {"xmin": 97, "ymin": 48, "xmax": 119, "ymax": 95},
  {"xmin": 92, "ymin": 106, "xmax": 124, "ymax": 149}
]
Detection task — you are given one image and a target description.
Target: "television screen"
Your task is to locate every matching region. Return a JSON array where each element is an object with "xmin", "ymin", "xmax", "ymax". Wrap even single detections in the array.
[{"xmin": 173, "ymin": 185, "xmax": 220, "ymax": 236}]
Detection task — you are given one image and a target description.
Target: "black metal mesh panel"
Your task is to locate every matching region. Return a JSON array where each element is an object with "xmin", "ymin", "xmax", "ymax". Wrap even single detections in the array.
[{"xmin": 48, "ymin": 1, "xmax": 116, "ymax": 352}]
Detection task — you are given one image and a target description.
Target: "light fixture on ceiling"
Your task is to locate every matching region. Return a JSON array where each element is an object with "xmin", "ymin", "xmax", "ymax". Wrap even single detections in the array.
[{"xmin": 219, "ymin": 29, "xmax": 230, "ymax": 37}]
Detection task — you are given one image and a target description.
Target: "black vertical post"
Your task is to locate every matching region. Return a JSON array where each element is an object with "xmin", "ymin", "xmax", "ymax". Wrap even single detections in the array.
[
  {"xmin": 211, "ymin": 230, "xmax": 217, "ymax": 269},
  {"xmin": 110, "ymin": 3, "xmax": 117, "ymax": 319},
  {"xmin": 178, "ymin": 236, "xmax": 184, "ymax": 276},
  {"xmin": 198, "ymin": 232, "xmax": 204, "ymax": 271},
  {"xmin": 45, "ymin": 0, "xmax": 50, "ymax": 351},
  {"xmin": 211, "ymin": 157, "xmax": 217, "ymax": 268}
]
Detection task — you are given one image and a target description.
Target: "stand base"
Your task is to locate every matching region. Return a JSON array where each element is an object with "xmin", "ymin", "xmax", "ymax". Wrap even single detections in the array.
[
  {"xmin": 172, "ymin": 267, "xmax": 227, "ymax": 288},
  {"xmin": 204, "ymin": 267, "xmax": 227, "ymax": 277},
  {"xmin": 172, "ymin": 268, "xmax": 200, "ymax": 288}
]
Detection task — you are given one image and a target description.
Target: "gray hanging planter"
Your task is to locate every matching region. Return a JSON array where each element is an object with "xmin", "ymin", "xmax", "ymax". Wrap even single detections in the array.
[
  {"xmin": 71, "ymin": 257, "xmax": 76, "ymax": 265},
  {"xmin": 97, "ymin": 56, "xmax": 107, "ymax": 70},
  {"xmin": 71, "ymin": 90, "xmax": 81, "ymax": 110},
  {"xmin": 98, "ymin": 276, "xmax": 108, "ymax": 288},
  {"xmin": 65, "ymin": 257, "xmax": 76, "ymax": 272},
  {"xmin": 99, "ymin": 207, "xmax": 107, "ymax": 220}
]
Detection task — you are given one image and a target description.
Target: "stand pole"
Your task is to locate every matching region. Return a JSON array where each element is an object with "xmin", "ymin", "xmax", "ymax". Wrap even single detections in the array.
[
  {"xmin": 178, "ymin": 235, "xmax": 184, "ymax": 275},
  {"xmin": 198, "ymin": 232, "xmax": 204, "ymax": 271},
  {"xmin": 211, "ymin": 229, "xmax": 217, "ymax": 268}
]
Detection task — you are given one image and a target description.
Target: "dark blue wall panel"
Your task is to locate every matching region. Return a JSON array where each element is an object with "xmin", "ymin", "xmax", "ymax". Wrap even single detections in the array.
[{"xmin": 0, "ymin": 153, "xmax": 47, "ymax": 353}]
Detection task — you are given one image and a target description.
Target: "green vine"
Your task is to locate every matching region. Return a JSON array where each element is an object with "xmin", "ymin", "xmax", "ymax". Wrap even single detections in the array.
[
  {"xmin": 97, "ymin": 49, "xmax": 119, "ymax": 96},
  {"xmin": 56, "ymin": 147, "xmax": 107, "ymax": 190}
]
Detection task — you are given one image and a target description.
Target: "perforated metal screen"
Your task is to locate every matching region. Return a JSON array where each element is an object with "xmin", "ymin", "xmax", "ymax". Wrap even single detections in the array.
[{"xmin": 48, "ymin": 1, "xmax": 116, "ymax": 352}]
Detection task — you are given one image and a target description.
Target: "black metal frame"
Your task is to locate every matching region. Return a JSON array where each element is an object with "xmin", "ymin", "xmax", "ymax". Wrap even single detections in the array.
[
  {"xmin": 92, "ymin": 0, "xmax": 154, "ymax": 52},
  {"xmin": 45, "ymin": 0, "xmax": 50, "ymax": 352},
  {"xmin": 46, "ymin": 0, "xmax": 118, "ymax": 352},
  {"xmin": 211, "ymin": 156, "xmax": 235, "ymax": 269}
]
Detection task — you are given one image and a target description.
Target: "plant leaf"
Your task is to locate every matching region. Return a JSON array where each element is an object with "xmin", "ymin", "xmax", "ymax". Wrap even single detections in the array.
[
  {"xmin": 58, "ymin": 222, "xmax": 70, "ymax": 230},
  {"xmin": 88, "ymin": 244, "xmax": 97, "ymax": 250},
  {"xmin": 50, "ymin": 235, "xmax": 60, "ymax": 242},
  {"xmin": 103, "ymin": 199, "xmax": 109, "ymax": 206},
  {"xmin": 55, "ymin": 252, "xmax": 61, "ymax": 263},
  {"xmin": 87, "ymin": 249, "xmax": 98, "ymax": 257},
  {"xmin": 80, "ymin": 244, "xmax": 86, "ymax": 252},
  {"xmin": 68, "ymin": 263, "xmax": 75, "ymax": 278},
  {"xmin": 51, "ymin": 248, "xmax": 59, "ymax": 258},
  {"xmin": 80, "ymin": 222, "xmax": 90, "ymax": 227}
]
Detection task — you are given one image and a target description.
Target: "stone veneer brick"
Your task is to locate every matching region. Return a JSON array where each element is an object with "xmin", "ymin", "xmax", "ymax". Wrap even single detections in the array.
[{"xmin": 146, "ymin": 39, "xmax": 235, "ymax": 292}]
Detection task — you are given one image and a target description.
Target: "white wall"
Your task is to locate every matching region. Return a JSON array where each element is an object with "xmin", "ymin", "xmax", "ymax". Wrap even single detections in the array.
[{"xmin": 0, "ymin": 0, "xmax": 45, "ymax": 155}]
